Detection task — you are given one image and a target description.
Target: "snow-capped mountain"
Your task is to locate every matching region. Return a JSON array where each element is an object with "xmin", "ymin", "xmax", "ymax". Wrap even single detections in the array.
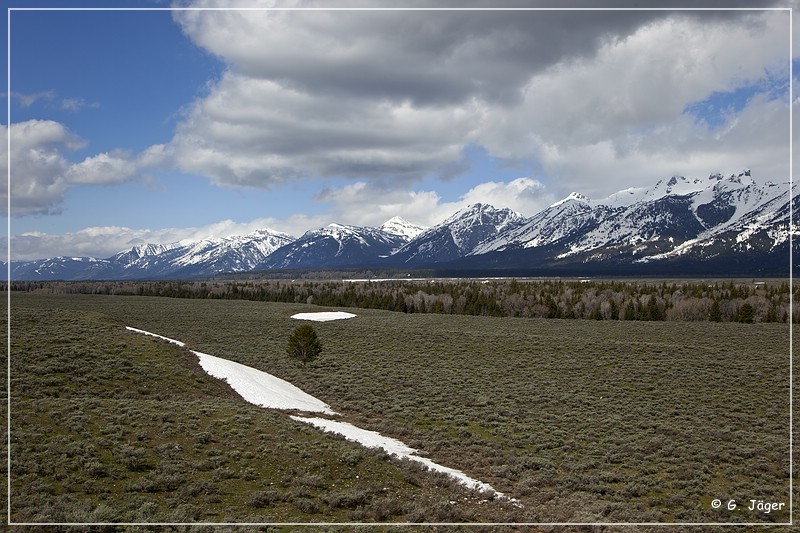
[
  {"xmin": 9, "ymin": 256, "xmax": 113, "ymax": 281},
  {"xmin": 460, "ymin": 170, "xmax": 794, "ymax": 275},
  {"xmin": 471, "ymin": 193, "xmax": 606, "ymax": 256},
  {"xmin": 379, "ymin": 217, "xmax": 427, "ymax": 240},
  {"xmin": 111, "ymin": 243, "xmax": 179, "ymax": 266},
  {"xmin": 474, "ymin": 171, "xmax": 785, "ymax": 257},
  {"xmin": 260, "ymin": 223, "xmax": 407, "ymax": 270},
  {"xmin": 640, "ymin": 181, "xmax": 797, "ymax": 263},
  {"xmin": 7, "ymin": 171, "xmax": 796, "ymax": 280},
  {"xmin": 391, "ymin": 203, "xmax": 525, "ymax": 266},
  {"xmin": 165, "ymin": 230, "xmax": 296, "ymax": 277},
  {"xmin": 10, "ymin": 228, "xmax": 294, "ymax": 280}
]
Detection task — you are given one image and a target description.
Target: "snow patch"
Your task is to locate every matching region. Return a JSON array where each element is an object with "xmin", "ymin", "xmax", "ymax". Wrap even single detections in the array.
[
  {"xmin": 127, "ymin": 325, "xmax": 512, "ymax": 502},
  {"xmin": 291, "ymin": 311, "xmax": 357, "ymax": 322},
  {"xmin": 380, "ymin": 216, "xmax": 427, "ymax": 240},
  {"xmin": 290, "ymin": 416, "xmax": 507, "ymax": 498},
  {"xmin": 550, "ymin": 191, "xmax": 590, "ymax": 208},
  {"xmin": 196, "ymin": 351, "xmax": 338, "ymax": 415},
  {"xmin": 125, "ymin": 326, "xmax": 186, "ymax": 347},
  {"xmin": 127, "ymin": 326, "xmax": 336, "ymax": 414}
]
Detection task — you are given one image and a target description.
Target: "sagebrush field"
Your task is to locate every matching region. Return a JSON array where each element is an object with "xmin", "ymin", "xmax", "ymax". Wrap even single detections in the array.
[{"xmin": 6, "ymin": 290, "xmax": 793, "ymax": 530}]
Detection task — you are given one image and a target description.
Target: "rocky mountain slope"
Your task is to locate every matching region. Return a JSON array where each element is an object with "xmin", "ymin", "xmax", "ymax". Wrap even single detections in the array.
[{"xmin": 8, "ymin": 171, "xmax": 796, "ymax": 279}]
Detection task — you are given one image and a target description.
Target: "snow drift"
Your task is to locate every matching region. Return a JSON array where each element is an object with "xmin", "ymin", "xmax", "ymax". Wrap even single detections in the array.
[
  {"xmin": 290, "ymin": 311, "xmax": 357, "ymax": 322},
  {"xmin": 126, "ymin": 324, "xmax": 509, "ymax": 501},
  {"xmin": 126, "ymin": 326, "xmax": 336, "ymax": 414}
]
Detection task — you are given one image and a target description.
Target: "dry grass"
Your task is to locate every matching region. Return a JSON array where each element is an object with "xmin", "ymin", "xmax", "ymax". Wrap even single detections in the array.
[
  {"xmin": 7, "ymin": 298, "xmax": 520, "ymax": 526},
  {"xmin": 7, "ymin": 291, "xmax": 792, "ymax": 529}
]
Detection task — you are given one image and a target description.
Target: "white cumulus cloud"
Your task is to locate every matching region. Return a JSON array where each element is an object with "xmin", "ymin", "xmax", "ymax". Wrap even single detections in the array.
[
  {"xmin": 3, "ymin": 121, "xmax": 171, "ymax": 216},
  {"xmin": 475, "ymin": 11, "xmax": 791, "ymax": 197},
  {"xmin": 6, "ymin": 3, "xmax": 793, "ymax": 260},
  {"xmin": 314, "ymin": 176, "xmax": 554, "ymax": 229},
  {"xmin": 2, "ymin": 120, "xmax": 82, "ymax": 216},
  {"xmin": 165, "ymin": 4, "xmax": 791, "ymax": 200}
]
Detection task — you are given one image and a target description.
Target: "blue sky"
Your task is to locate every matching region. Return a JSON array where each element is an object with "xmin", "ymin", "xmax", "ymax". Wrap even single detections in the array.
[
  {"xmin": 10, "ymin": 9, "xmax": 217, "ymax": 153},
  {"xmin": 3, "ymin": 2, "xmax": 794, "ymax": 260}
]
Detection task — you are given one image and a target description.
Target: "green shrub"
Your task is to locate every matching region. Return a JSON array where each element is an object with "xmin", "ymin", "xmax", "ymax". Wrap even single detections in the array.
[
  {"xmin": 286, "ymin": 324, "xmax": 323, "ymax": 364},
  {"xmin": 248, "ymin": 489, "xmax": 282, "ymax": 508}
]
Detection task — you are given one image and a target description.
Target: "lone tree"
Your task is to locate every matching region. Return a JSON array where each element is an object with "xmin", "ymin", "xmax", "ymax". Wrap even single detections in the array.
[
  {"xmin": 737, "ymin": 303, "xmax": 755, "ymax": 324},
  {"xmin": 286, "ymin": 324, "xmax": 323, "ymax": 365}
]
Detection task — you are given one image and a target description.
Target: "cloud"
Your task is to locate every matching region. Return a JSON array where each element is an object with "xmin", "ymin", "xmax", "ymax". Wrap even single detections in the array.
[
  {"xmin": 314, "ymin": 176, "xmax": 555, "ymax": 228},
  {"xmin": 63, "ymin": 150, "xmax": 140, "ymax": 185},
  {"xmin": 7, "ymin": 4, "xmax": 791, "ymax": 226},
  {"xmin": 164, "ymin": 4, "xmax": 791, "ymax": 198},
  {"xmin": 475, "ymin": 11, "xmax": 791, "ymax": 196},
  {"xmin": 175, "ymin": 3, "xmax": 672, "ymax": 106},
  {"xmin": 315, "ymin": 181, "xmax": 445, "ymax": 227},
  {"xmin": 8, "ymin": 219, "xmax": 275, "ymax": 261},
  {"xmin": 167, "ymin": 4, "xmax": 676, "ymax": 188},
  {"xmin": 168, "ymin": 71, "xmax": 479, "ymax": 187},
  {"xmin": 460, "ymin": 178, "xmax": 555, "ymax": 215},
  {"xmin": 528, "ymin": 84, "xmax": 792, "ymax": 199},
  {"xmin": 7, "ymin": 185, "xmax": 451, "ymax": 259},
  {"xmin": 60, "ymin": 97, "xmax": 100, "ymax": 112},
  {"xmin": 6, "ymin": 214, "xmax": 354, "ymax": 261},
  {"xmin": 3, "ymin": 121, "xmax": 169, "ymax": 215},
  {"xmin": 1, "ymin": 120, "xmax": 83, "ymax": 216},
  {"xmin": 5, "ymin": 91, "xmax": 99, "ymax": 112},
  {"xmin": 10, "ymin": 226, "xmax": 153, "ymax": 261},
  {"xmin": 9, "ymin": 91, "xmax": 56, "ymax": 107},
  {"xmin": 8, "ymin": 174, "xmax": 557, "ymax": 259}
]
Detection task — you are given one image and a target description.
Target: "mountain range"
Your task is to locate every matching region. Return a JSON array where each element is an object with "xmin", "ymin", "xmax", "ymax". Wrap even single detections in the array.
[{"xmin": 8, "ymin": 170, "xmax": 796, "ymax": 280}]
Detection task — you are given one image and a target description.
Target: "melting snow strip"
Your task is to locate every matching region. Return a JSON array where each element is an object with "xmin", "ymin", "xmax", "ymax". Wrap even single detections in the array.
[
  {"xmin": 126, "ymin": 325, "xmax": 512, "ymax": 502},
  {"xmin": 289, "ymin": 416, "xmax": 509, "ymax": 499},
  {"xmin": 127, "ymin": 326, "xmax": 336, "ymax": 415},
  {"xmin": 194, "ymin": 350, "xmax": 338, "ymax": 415},
  {"xmin": 126, "ymin": 326, "xmax": 186, "ymax": 347}
]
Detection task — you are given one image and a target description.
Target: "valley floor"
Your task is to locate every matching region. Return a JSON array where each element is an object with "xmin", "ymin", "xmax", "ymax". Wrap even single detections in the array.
[
  {"xmin": 5, "ymin": 292, "xmax": 793, "ymax": 529},
  {"xmin": 127, "ymin": 323, "xmax": 506, "ymax": 499}
]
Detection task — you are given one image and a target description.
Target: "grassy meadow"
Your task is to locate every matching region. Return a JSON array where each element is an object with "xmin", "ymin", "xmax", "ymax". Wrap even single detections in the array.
[{"xmin": 6, "ymin": 291, "xmax": 793, "ymax": 530}]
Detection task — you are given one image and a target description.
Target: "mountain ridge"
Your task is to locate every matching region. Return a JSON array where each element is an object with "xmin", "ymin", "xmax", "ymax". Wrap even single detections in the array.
[{"xmin": 8, "ymin": 171, "xmax": 796, "ymax": 279}]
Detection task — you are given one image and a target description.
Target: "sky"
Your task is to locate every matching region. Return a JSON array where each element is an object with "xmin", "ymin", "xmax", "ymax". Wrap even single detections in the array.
[{"xmin": 2, "ymin": 0, "xmax": 796, "ymax": 261}]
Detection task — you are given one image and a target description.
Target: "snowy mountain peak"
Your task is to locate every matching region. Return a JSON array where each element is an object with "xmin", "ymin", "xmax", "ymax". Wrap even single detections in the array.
[
  {"xmin": 130, "ymin": 243, "xmax": 175, "ymax": 258},
  {"xmin": 390, "ymin": 202, "xmax": 525, "ymax": 265},
  {"xmin": 731, "ymin": 169, "xmax": 754, "ymax": 185},
  {"xmin": 660, "ymin": 175, "xmax": 704, "ymax": 195},
  {"xmin": 379, "ymin": 216, "xmax": 426, "ymax": 240},
  {"xmin": 9, "ymin": 169, "xmax": 794, "ymax": 280},
  {"xmin": 445, "ymin": 203, "xmax": 522, "ymax": 225},
  {"xmin": 598, "ymin": 187, "xmax": 646, "ymax": 208},
  {"xmin": 712, "ymin": 171, "xmax": 756, "ymax": 194},
  {"xmin": 551, "ymin": 192, "xmax": 590, "ymax": 207},
  {"xmin": 262, "ymin": 220, "xmax": 405, "ymax": 270},
  {"xmin": 110, "ymin": 242, "xmax": 177, "ymax": 265},
  {"xmin": 597, "ymin": 171, "xmax": 759, "ymax": 209},
  {"xmin": 447, "ymin": 202, "xmax": 485, "ymax": 219},
  {"xmin": 600, "ymin": 174, "xmax": 705, "ymax": 207},
  {"xmin": 301, "ymin": 223, "xmax": 350, "ymax": 238},
  {"xmin": 243, "ymin": 228, "xmax": 294, "ymax": 240}
]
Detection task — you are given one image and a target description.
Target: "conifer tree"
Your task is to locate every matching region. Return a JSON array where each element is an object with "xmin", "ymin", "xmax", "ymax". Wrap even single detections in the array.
[
  {"xmin": 286, "ymin": 324, "xmax": 323, "ymax": 365},
  {"xmin": 737, "ymin": 303, "xmax": 754, "ymax": 324},
  {"xmin": 709, "ymin": 299, "xmax": 722, "ymax": 322}
]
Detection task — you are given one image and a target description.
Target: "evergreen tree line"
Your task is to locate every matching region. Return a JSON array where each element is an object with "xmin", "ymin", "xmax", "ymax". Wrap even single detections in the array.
[{"xmin": 8, "ymin": 278, "xmax": 797, "ymax": 323}]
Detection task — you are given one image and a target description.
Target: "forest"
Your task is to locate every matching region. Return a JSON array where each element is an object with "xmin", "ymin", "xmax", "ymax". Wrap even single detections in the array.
[{"xmin": 8, "ymin": 277, "xmax": 796, "ymax": 323}]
